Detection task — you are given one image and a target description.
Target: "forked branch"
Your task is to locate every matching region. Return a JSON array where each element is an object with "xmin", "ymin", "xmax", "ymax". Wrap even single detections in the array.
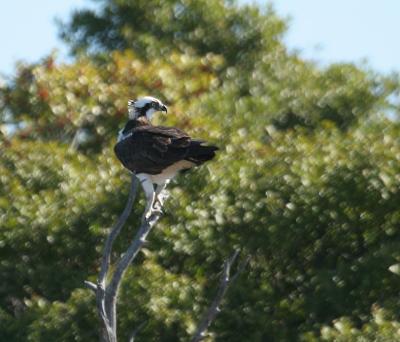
[
  {"xmin": 84, "ymin": 174, "xmax": 162, "ymax": 342},
  {"xmin": 190, "ymin": 251, "xmax": 250, "ymax": 342},
  {"xmin": 85, "ymin": 174, "xmax": 248, "ymax": 342}
]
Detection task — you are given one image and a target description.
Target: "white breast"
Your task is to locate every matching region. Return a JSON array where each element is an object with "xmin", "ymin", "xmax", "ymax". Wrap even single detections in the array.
[{"xmin": 146, "ymin": 160, "xmax": 195, "ymax": 185}]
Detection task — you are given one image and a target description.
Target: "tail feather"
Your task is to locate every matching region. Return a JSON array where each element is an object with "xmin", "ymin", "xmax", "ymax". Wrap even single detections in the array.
[{"xmin": 185, "ymin": 140, "xmax": 219, "ymax": 165}]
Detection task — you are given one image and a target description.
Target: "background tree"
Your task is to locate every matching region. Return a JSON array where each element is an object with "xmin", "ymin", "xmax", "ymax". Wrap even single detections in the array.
[{"xmin": 2, "ymin": 0, "xmax": 400, "ymax": 341}]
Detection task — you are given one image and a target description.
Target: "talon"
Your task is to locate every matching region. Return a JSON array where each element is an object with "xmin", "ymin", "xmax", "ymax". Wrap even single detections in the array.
[
  {"xmin": 152, "ymin": 205, "xmax": 163, "ymax": 215},
  {"xmin": 142, "ymin": 210, "xmax": 152, "ymax": 221},
  {"xmin": 154, "ymin": 207, "xmax": 163, "ymax": 214},
  {"xmin": 155, "ymin": 189, "xmax": 169, "ymax": 207}
]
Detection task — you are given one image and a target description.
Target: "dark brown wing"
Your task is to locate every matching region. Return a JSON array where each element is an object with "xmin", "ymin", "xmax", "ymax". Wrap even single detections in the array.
[{"xmin": 114, "ymin": 125, "xmax": 191, "ymax": 174}]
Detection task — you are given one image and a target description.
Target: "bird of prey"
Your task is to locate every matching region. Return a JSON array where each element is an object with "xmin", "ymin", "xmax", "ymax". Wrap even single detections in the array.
[{"xmin": 114, "ymin": 96, "xmax": 218, "ymax": 218}]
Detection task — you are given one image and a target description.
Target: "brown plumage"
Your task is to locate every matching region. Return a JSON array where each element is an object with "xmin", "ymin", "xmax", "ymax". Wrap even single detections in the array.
[
  {"xmin": 114, "ymin": 116, "xmax": 218, "ymax": 181},
  {"xmin": 114, "ymin": 96, "xmax": 218, "ymax": 218}
]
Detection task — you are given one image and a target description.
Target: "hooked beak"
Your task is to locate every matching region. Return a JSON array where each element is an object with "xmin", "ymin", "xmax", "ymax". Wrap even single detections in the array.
[{"xmin": 160, "ymin": 104, "xmax": 168, "ymax": 113}]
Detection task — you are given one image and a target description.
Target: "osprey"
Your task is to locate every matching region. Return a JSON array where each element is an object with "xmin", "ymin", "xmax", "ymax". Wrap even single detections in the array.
[{"xmin": 114, "ymin": 96, "xmax": 218, "ymax": 218}]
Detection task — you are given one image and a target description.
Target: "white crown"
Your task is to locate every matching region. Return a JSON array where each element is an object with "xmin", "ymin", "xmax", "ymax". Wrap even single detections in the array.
[{"xmin": 131, "ymin": 96, "xmax": 161, "ymax": 108}]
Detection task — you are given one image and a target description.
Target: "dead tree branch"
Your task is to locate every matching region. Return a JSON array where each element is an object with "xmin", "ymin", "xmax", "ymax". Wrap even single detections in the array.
[
  {"xmin": 105, "ymin": 210, "xmax": 161, "ymax": 337},
  {"xmin": 84, "ymin": 173, "xmax": 162, "ymax": 342},
  {"xmin": 190, "ymin": 251, "xmax": 249, "ymax": 342},
  {"xmin": 128, "ymin": 321, "xmax": 147, "ymax": 342},
  {"xmin": 85, "ymin": 173, "xmax": 248, "ymax": 341}
]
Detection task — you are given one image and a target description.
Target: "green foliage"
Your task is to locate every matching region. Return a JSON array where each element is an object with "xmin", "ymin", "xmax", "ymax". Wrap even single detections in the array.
[
  {"xmin": 316, "ymin": 306, "xmax": 400, "ymax": 341},
  {"xmin": 59, "ymin": 0, "xmax": 286, "ymax": 66},
  {"xmin": 2, "ymin": 0, "xmax": 400, "ymax": 341},
  {"xmin": 0, "ymin": 51, "xmax": 220, "ymax": 152}
]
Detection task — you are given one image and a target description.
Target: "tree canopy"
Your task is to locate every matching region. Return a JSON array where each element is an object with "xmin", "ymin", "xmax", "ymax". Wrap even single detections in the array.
[{"xmin": 2, "ymin": 1, "xmax": 400, "ymax": 341}]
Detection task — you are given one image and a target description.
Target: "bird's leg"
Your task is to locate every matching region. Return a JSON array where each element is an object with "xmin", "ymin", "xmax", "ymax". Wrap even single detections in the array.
[
  {"xmin": 153, "ymin": 181, "xmax": 170, "ymax": 213},
  {"xmin": 137, "ymin": 175, "xmax": 155, "ymax": 221}
]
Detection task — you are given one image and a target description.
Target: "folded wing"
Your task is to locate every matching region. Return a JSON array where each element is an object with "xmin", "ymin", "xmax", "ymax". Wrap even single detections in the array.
[{"xmin": 114, "ymin": 126, "xmax": 191, "ymax": 174}]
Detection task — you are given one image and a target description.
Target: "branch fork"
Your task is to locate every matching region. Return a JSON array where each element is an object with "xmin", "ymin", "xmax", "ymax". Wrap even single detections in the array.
[
  {"xmin": 190, "ymin": 251, "xmax": 250, "ymax": 342},
  {"xmin": 85, "ymin": 174, "xmax": 162, "ymax": 342},
  {"xmin": 85, "ymin": 173, "xmax": 249, "ymax": 341}
]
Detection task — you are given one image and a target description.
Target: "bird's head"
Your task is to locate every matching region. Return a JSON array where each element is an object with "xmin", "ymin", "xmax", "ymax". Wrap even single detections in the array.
[{"xmin": 127, "ymin": 96, "xmax": 168, "ymax": 120}]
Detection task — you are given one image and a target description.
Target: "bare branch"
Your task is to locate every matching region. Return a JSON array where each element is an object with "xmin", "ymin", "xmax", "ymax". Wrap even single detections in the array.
[
  {"xmin": 190, "ymin": 250, "xmax": 248, "ymax": 342},
  {"xmin": 97, "ymin": 281, "xmax": 115, "ymax": 342},
  {"xmin": 231, "ymin": 255, "xmax": 251, "ymax": 283},
  {"xmin": 88, "ymin": 171, "xmax": 245, "ymax": 342},
  {"xmin": 105, "ymin": 211, "xmax": 162, "ymax": 334},
  {"xmin": 88, "ymin": 174, "xmax": 139, "ymax": 342},
  {"xmin": 98, "ymin": 173, "xmax": 138, "ymax": 288},
  {"xmin": 128, "ymin": 321, "xmax": 147, "ymax": 342},
  {"xmin": 88, "ymin": 172, "xmax": 164, "ymax": 341},
  {"xmin": 100, "ymin": 174, "xmax": 138, "ymax": 339},
  {"xmin": 84, "ymin": 280, "xmax": 97, "ymax": 292}
]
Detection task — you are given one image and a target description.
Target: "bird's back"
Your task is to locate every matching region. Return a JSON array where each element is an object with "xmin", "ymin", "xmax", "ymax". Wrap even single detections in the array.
[{"xmin": 114, "ymin": 119, "xmax": 218, "ymax": 179}]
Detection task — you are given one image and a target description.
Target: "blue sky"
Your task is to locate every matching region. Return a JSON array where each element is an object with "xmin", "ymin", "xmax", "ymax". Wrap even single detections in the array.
[
  {"xmin": 0, "ymin": 0, "xmax": 92, "ymax": 76},
  {"xmin": 0, "ymin": 0, "xmax": 399, "ymax": 75},
  {"xmin": 273, "ymin": 1, "xmax": 400, "ymax": 73}
]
